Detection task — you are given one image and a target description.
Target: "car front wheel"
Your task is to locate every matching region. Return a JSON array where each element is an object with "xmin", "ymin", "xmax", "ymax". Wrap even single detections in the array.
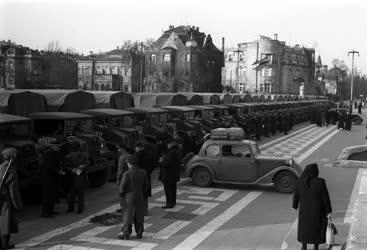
[
  {"xmin": 274, "ymin": 171, "xmax": 296, "ymax": 193},
  {"xmin": 192, "ymin": 167, "xmax": 212, "ymax": 187}
]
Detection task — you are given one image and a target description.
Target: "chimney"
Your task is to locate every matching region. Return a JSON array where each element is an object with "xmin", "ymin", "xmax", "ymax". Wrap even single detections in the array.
[
  {"xmin": 169, "ymin": 25, "xmax": 174, "ymax": 30},
  {"xmin": 274, "ymin": 33, "xmax": 278, "ymax": 40},
  {"xmin": 222, "ymin": 37, "xmax": 225, "ymax": 52}
]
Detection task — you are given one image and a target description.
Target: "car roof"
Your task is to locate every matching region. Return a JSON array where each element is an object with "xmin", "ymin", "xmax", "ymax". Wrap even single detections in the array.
[
  {"xmin": 206, "ymin": 139, "xmax": 255, "ymax": 145},
  {"xmin": 81, "ymin": 109, "xmax": 133, "ymax": 117},
  {"xmin": 342, "ymin": 145, "xmax": 367, "ymax": 152},
  {"xmin": 161, "ymin": 106, "xmax": 196, "ymax": 112},
  {"xmin": 0, "ymin": 113, "xmax": 31, "ymax": 125},
  {"xmin": 185, "ymin": 105, "xmax": 215, "ymax": 110},
  {"xmin": 29, "ymin": 112, "xmax": 93, "ymax": 120},
  {"xmin": 124, "ymin": 107, "xmax": 166, "ymax": 114}
]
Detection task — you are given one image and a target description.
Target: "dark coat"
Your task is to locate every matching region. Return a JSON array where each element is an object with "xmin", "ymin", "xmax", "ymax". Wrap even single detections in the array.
[
  {"xmin": 293, "ymin": 177, "xmax": 332, "ymax": 244},
  {"xmin": 159, "ymin": 146, "xmax": 183, "ymax": 184},
  {"xmin": 64, "ymin": 151, "xmax": 90, "ymax": 191},
  {"xmin": 135, "ymin": 149, "xmax": 154, "ymax": 197},
  {"xmin": 41, "ymin": 147, "xmax": 61, "ymax": 205},
  {"xmin": 0, "ymin": 161, "xmax": 23, "ymax": 235},
  {"xmin": 119, "ymin": 166, "xmax": 149, "ymax": 225}
]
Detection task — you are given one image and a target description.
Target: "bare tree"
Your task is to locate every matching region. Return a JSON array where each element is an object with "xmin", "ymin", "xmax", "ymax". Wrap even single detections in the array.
[
  {"xmin": 65, "ymin": 47, "xmax": 76, "ymax": 54},
  {"xmin": 46, "ymin": 40, "xmax": 62, "ymax": 52}
]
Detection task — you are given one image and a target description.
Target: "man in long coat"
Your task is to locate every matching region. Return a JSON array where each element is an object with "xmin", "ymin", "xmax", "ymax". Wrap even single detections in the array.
[
  {"xmin": 40, "ymin": 146, "xmax": 61, "ymax": 218},
  {"xmin": 119, "ymin": 156, "xmax": 149, "ymax": 240},
  {"xmin": 0, "ymin": 148, "xmax": 23, "ymax": 250},
  {"xmin": 293, "ymin": 163, "xmax": 332, "ymax": 250},
  {"xmin": 159, "ymin": 141, "xmax": 183, "ymax": 209}
]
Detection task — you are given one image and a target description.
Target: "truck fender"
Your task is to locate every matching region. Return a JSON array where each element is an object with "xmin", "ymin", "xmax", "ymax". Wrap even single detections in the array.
[
  {"xmin": 185, "ymin": 163, "xmax": 215, "ymax": 179},
  {"xmin": 255, "ymin": 166, "xmax": 299, "ymax": 185}
]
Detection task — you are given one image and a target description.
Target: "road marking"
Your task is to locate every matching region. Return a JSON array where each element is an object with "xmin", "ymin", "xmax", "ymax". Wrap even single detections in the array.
[
  {"xmin": 155, "ymin": 196, "xmax": 219, "ymax": 215},
  {"xmin": 346, "ymin": 169, "xmax": 367, "ymax": 250},
  {"xmin": 47, "ymin": 245, "xmax": 105, "ymax": 250},
  {"xmin": 260, "ymin": 124, "xmax": 315, "ymax": 149},
  {"xmin": 172, "ymin": 191, "xmax": 262, "ymax": 250},
  {"xmin": 72, "ymin": 224, "xmax": 157, "ymax": 249},
  {"xmin": 281, "ymin": 126, "xmax": 339, "ymax": 249},
  {"xmin": 188, "ymin": 195, "xmax": 215, "ymax": 200},
  {"xmin": 152, "ymin": 220, "xmax": 191, "ymax": 240},
  {"xmin": 295, "ymin": 127, "xmax": 338, "ymax": 163},
  {"xmin": 16, "ymin": 186, "xmax": 165, "ymax": 249}
]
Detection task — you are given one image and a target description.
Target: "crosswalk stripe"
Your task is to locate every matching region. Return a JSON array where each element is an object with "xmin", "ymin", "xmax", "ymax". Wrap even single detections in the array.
[
  {"xmin": 172, "ymin": 191, "xmax": 262, "ymax": 250},
  {"xmin": 47, "ymin": 244, "xmax": 105, "ymax": 250},
  {"xmin": 155, "ymin": 196, "xmax": 219, "ymax": 215},
  {"xmin": 152, "ymin": 220, "xmax": 191, "ymax": 240}
]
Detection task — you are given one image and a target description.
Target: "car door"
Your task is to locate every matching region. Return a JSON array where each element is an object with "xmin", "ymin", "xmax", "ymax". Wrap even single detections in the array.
[{"xmin": 217, "ymin": 143, "xmax": 257, "ymax": 182}]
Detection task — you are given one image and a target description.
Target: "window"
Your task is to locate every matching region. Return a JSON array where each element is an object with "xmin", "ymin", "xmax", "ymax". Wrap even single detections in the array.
[
  {"xmin": 228, "ymin": 55, "xmax": 233, "ymax": 62},
  {"xmin": 262, "ymin": 68, "xmax": 272, "ymax": 77},
  {"xmin": 163, "ymin": 53, "xmax": 171, "ymax": 62},
  {"xmin": 239, "ymin": 54, "xmax": 244, "ymax": 61},
  {"xmin": 150, "ymin": 54, "xmax": 156, "ymax": 62},
  {"xmin": 206, "ymin": 145, "xmax": 220, "ymax": 157},
  {"xmin": 186, "ymin": 53, "xmax": 191, "ymax": 62},
  {"xmin": 347, "ymin": 151, "xmax": 367, "ymax": 161},
  {"xmin": 250, "ymin": 143, "xmax": 260, "ymax": 155},
  {"xmin": 259, "ymin": 83, "xmax": 264, "ymax": 92},
  {"xmin": 222, "ymin": 144, "xmax": 251, "ymax": 158},
  {"xmin": 264, "ymin": 83, "xmax": 272, "ymax": 93},
  {"xmin": 185, "ymin": 68, "xmax": 190, "ymax": 76}
]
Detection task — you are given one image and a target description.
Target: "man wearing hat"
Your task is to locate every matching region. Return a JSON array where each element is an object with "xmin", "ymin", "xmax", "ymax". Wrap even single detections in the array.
[
  {"xmin": 159, "ymin": 138, "xmax": 183, "ymax": 209},
  {"xmin": 0, "ymin": 148, "xmax": 23, "ymax": 249},
  {"xmin": 119, "ymin": 155, "xmax": 149, "ymax": 240}
]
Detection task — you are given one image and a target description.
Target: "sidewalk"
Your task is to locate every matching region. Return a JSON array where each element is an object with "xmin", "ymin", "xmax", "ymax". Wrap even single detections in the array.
[{"xmin": 346, "ymin": 169, "xmax": 367, "ymax": 250}]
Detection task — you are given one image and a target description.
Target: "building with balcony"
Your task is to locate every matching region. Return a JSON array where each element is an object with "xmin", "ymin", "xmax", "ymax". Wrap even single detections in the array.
[
  {"xmin": 222, "ymin": 35, "xmax": 317, "ymax": 95},
  {"xmin": 144, "ymin": 25, "xmax": 224, "ymax": 93}
]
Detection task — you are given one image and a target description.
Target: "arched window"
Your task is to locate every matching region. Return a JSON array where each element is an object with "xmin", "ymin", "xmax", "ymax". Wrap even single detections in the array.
[
  {"xmin": 163, "ymin": 53, "xmax": 171, "ymax": 62},
  {"xmin": 150, "ymin": 54, "xmax": 156, "ymax": 62}
]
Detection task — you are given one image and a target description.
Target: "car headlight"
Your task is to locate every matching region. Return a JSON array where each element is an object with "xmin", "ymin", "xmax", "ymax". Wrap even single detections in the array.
[{"xmin": 286, "ymin": 157, "xmax": 295, "ymax": 166}]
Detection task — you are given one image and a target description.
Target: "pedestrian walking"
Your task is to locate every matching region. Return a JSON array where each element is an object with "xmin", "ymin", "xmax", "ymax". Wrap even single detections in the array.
[
  {"xmin": 64, "ymin": 142, "xmax": 89, "ymax": 214},
  {"xmin": 358, "ymin": 102, "xmax": 362, "ymax": 115},
  {"xmin": 40, "ymin": 146, "xmax": 62, "ymax": 218},
  {"xmin": 119, "ymin": 156, "xmax": 149, "ymax": 240},
  {"xmin": 345, "ymin": 112, "xmax": 352, "ymax": 131},
  {"xmin": 293, "ymin": 163, "xmax": 332, "ymax": 250},
  {"xmin": 159, "ymin": 140, "xmax": 183, "ymax": 209},
  {"xmin": 337, "ymin": 112, "xmax": 345, "ymax": 130},
  {"xmin": 0, "ymin": 148, "xmax": 23, "ymax": 250}
]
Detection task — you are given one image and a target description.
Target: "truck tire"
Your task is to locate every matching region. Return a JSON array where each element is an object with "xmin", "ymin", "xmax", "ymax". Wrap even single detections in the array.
[
  {"xmin": 89, "ymin": 158, "xmax": 111, "ymax": 188},
  {"xmin": 274, "ymin": 171, "xmax": 297, "ymax": 193},
  {"xmin": 192, "ymin": 167, "xmax": 212, "ymax": 187}
]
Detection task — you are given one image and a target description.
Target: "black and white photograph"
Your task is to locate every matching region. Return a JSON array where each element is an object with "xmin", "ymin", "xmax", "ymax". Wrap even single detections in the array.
[{"xmin": 0, "ymin": 0, "xmax": 366, "ymax": 249}]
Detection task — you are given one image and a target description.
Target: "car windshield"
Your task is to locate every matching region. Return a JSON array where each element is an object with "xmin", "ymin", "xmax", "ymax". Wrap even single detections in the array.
[
  {"xmin": 65, "ymin": 119, "xmax": 94, "ymax": 134},
  {"xmin": 250, "ymin": 143, "xmax": 261, "ymax": 155},
  {"xmin": 337, "ymin": 149, "xmax": 349, "ymax": 160},
  {"xmin": 0, "ymin": 122, "xmax": 32, "ymax": 139}
]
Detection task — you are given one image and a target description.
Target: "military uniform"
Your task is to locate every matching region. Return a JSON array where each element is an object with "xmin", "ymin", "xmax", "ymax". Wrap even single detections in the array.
[
  {"xmin": 119, "ymin": 157, "xmax": 149, "ymax": 239},
  {"xmin": 0, "ymin": 148, "xmax": 23, "ymax": 250}
]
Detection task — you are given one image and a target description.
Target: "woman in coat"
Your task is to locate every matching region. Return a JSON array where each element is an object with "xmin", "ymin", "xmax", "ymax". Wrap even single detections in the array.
[
  {"xmin": 293, "ymin": 163, "xmax": 332, "ymax": 250},
  {"xmin": 0, "ymin": 148, "xmax": 23, "ymax": 250}
]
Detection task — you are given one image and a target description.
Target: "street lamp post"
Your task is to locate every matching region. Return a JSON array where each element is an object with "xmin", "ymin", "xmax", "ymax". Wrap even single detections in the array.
[
  {"xmin": 140, "ymin": 42, "xmax": 144, "ymax": 93},
  {"xmin": 89, "ymin": 51, "xmax": 96, "ymax": 90},
  {"xmin": 348, "ymin": 49, "xmax": 359, "ymax": 112}
]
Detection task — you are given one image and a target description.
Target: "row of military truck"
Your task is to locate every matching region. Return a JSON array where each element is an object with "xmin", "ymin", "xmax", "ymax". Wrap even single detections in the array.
[{"xmin": 0, "ymin": 89, "xmax": 330, "ymax": 195}]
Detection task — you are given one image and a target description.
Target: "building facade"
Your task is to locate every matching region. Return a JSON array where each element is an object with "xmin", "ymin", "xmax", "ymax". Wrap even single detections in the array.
[
  {"xmin": 222, "ymin": 35, "xmax": 317, "ymax": 95},
  {"xmin": 144, "ymin": 25, "xmax": 224, "ymax": 93},
  {"xmin": 77, "ymin": 49, "xmax": 144, "ymax": 92},
  {"xmin": 0, "ymin": 40, "xmax": 78, "ymax": 89}
]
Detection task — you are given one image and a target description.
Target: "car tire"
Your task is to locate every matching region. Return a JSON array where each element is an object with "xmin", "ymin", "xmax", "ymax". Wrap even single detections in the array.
[
  {"xmin": 274, "ymin": 171, "xmax": 297, "ymax": 193},
  {"xmin": 192, "ymin": 167, "xmax": 212, "ymax": 187}
]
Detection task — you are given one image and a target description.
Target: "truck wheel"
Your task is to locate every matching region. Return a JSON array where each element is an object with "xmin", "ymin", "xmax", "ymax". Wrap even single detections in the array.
[
  {"xmin": 274, "ymin": 171, "xmax": 296, "ymax": 193},
  {"xmin": 89, "ymin": 158, "xmax": 111, "ymax": 188},
  {"xmin": 192, "ymin": 167, "xmax": 212, "ymax": 187}
]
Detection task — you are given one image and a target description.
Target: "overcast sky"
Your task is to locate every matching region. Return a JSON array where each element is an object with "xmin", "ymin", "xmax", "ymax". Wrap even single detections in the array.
[{"xmin": 1, "ymin": 0, "xmax": 366, "ymax": 73}]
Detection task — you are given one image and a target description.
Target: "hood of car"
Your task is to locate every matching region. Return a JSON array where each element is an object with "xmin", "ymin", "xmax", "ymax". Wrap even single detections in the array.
[{"xmin": 256, "ymin": 154, "xmax": 296, "ymax": 172}]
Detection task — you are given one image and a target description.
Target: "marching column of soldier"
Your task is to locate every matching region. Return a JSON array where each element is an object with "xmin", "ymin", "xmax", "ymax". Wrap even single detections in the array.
[{"xmin": 0, "ymin": 100, "xmax": 351, "ymax": 246}]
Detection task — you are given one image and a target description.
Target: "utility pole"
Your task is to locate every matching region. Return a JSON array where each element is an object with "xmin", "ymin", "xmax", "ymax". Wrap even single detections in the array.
[
  {"xmin": 348, "ymin": 49, "xmax": 359, "ymax": 112},
  {"xmin": 89, "ymin": 51, "xmax": 96, "ymax": 90},
  {"xmin": 234, "ymin": 45, "xmax": 243, "ymax": 93}
]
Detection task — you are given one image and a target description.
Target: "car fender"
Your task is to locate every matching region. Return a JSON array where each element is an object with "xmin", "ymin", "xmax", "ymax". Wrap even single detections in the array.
[
  {"xmin": 185, "ymin": 162, "xmax": 216, "ymax": 179},
  {"xmin": 255, "ymin": 166, "xmax": 299, "ymax": 185}
]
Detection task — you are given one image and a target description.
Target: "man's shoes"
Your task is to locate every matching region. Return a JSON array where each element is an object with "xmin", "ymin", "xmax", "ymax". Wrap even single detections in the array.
[
  {"xmin": 136, "ymin": 234, "xmax": 142, "ymax": 239},
  {"xmin": 162, "ymin": 205, "xmax": 174, "ymax": 209}
]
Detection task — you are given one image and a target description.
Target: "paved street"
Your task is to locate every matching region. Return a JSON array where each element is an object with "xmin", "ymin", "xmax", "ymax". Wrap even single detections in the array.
[{"xmin": 12, "ymin": 113, "xmax": 366, "ymax": 250}]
